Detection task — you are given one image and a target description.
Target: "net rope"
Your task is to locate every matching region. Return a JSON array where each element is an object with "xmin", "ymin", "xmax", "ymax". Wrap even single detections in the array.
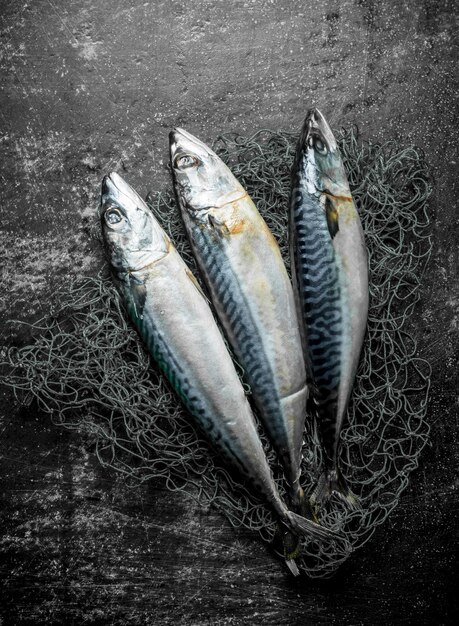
[{"xmin": 0, "ymin": 127, "xmax": 432, "ymax": 578}]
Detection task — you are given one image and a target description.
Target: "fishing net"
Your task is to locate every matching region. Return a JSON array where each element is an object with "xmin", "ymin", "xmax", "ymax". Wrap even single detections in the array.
[{"xmin": 0, "ymin": 126, "xmax": 432, "ymax": 578}]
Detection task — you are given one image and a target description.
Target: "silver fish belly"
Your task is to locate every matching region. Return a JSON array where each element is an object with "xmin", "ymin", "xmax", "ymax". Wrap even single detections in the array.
[
  {"xmin": 170, "ymin": 129, "xmax": 308, "ymax": 511},
  {"xmin": 100, "ymin": 171, "xmax": 333, "ymax": 556},
  {"xmin": 289, "ymin": 109, "xmax": 369, "ymax": 508},
  {"xmin": 122, "ymin": 248, "xmax": 285, "ymax": 495}
]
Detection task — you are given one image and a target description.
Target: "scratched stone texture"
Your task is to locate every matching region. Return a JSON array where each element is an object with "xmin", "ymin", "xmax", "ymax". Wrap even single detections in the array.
[{"xmin": 0, "ymin": 0, "xmax": 458, "ymax": 624}]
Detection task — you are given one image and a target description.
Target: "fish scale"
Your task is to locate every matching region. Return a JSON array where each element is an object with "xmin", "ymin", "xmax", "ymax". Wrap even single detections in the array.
[
  {"xmin": 289, "ymin": 109, "xmax": 368, "ymax": 509},
  {"xmin": 187, "ymin": 214, "xmax": 308, "ymax": 496},
  {"xmin": 191, "ymin": 226, "xmax": 283, "ymax": 433},
  {"xmin": 100, "ymin": 171, "xmax": 336, "ymax": 573},
  {"xmin": 292, "ymin": 189, "xmax": 344, "ymax": 392},
  {"xmin": 170, "ymin": 127, "xmax": 309, "ymax": 511},
  {"xmin": 136, "ymin": 304, "xmax": 258, "ymax": 483},
  {"xmin": 127, "ymin": 302, "xmax": 205, "ymax": 419}
]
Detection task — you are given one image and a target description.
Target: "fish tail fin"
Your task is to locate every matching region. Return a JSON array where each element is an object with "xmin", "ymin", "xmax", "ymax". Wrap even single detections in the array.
[
  {"xmin": 297, "ymin": 487, "xmax": 321, "ymax": 525},
  {"xmin": 287, "ymin": 484, "xmax": 320, "ymax": 528},
  {"xmin": 310, "ymin": 467, "xmax": 358, "ymax": 514},
  {"xmin": 281, "ymin": 526, "xmax": 302, "ymax": 563},
  {"xmin": 288, "ymin": 482, "xmax": 305, "ymax": 514},
  {"xmin": 278, "ymin": 506, "xmax": 345, "ymax": 576},
  {"xmin": 278, "ymin": 512, "xmax": 339, "ymax": 577},
  {"xmin": 281, "ymin": 480, "xmax": 340, "ymax": 543},
  {"xmin": 284, "ymin": 510, "xmax": 340, "ymax": 542}
]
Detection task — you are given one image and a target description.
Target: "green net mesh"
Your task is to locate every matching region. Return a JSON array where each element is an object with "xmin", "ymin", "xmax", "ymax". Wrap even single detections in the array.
[{"xmin": 0, "ymin": 127, "xmax": 432, "ymax": 578}]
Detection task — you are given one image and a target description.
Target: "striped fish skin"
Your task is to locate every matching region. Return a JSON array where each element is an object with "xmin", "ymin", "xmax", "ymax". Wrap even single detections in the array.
[
  {"xmin": 289, "ymin": 109, "xmax": 369, "ymax": 507},
  {"xmin": 170, "ymin": 129, "xmax": 308, "ymax": 511},
  {"xmin": 99, "ymin": 171, "xmax": 333, "ymax": 551}
]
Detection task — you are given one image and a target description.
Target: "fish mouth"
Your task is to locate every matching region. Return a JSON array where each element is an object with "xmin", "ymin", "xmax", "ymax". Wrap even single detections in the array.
[
  {"xmin": 100, "ymin": 172, "xmax": 124, "ymax": 217},
  {"xmin": 101, "ymin": 171, "xmax": 126, "ymax": 197},
  {"xmin": 169, "ymin": 127, "xmax": 214, "ymax": 163},
  {"xmin": 306, "ymin": 108, "xmax": 326, "ymax": 127},
  {"xmin": 100, "ymin": 171, "xmax": 147, "ymax": 224},
  {"xmin": 171, "ymin": 127, "xmax": 209, "ymax": 149},
  {"xmin": 168, "ymin": 129, "xmax": 180, "ymax": 161},
  {"xmin": 101, "ymin": 171, "xmax": 140, "ymax": 204},
  {"xmin": 304, "ymin": 108, "xmax": 337, "ymax": 152},
  {"xmin": 101, "ymin": 174, "xmax": 112, "ymax": 197},
  {"xmin": 100, "ymin": 174, "xmax": 116, "ymax": 218}
]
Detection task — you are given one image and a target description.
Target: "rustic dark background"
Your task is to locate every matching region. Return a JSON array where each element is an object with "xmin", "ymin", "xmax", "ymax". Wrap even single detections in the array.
[{"xmin": 1, "ymin": 0, "xmax": 458, "ymax": 624}]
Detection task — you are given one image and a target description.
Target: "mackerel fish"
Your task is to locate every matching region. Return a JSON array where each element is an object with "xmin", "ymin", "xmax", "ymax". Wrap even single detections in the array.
[
  {"xmin": 289, "ymin": 109, "xmax": 369, "ymax": 510},
  {"xmin": 100, "ymin": 172, "xmax": 334, "ymax": 571},
  {"xmin": 169, "ymin": 128, "xmax": 309, "ymax": 514}
]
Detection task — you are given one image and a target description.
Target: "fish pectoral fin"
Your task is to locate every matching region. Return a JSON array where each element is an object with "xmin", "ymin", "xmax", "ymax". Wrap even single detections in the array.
[
  {"xmin": 129, "ymin": 274, "xmax": 147, "ymax": 319},
  {"xmin": 208, "ymin": 213, "xmax": 231, "ymax": 237},
  {"xmin": 324, "ymin": 195, "xmax": 339, "ymax": 239},
  {"xmin": 185, "ymin": 268, "xmax": 210, "ymax": 303}
]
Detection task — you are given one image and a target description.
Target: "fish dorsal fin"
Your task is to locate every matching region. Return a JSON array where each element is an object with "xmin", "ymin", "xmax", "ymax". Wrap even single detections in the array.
[
  {"xmin": 185, "ymin": 268, "xmax": 210, "ymax": 304},
  {"xmin": 129, "ymin": 273, "xmax": 147, "ymax": 319},
  {"xmin": 324, "ymin": 195, "xmax": 339, "ymax": 239}
]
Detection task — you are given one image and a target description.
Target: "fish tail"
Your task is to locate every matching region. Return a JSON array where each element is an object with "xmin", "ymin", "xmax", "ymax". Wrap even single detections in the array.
[
  {"xmin": 278, "ymin": 505, "xmax": 345, "ymax": 576},
  {"xmin": 310, "ymin": 467, "xmax": 359, "ymax": 514},
  {"xmin": 277, "ymin": 512, "xmax": 339, "ymax": 577},
  {"xmin": 281, "ymin": 483, "xmax": 336, "ymax": 547},
  {"xmin": 284, "ymin": 510, "xmax": 340, "ymax": 542},
  {"xmin": 287, "ymin": 479, "xmax": 303, "ymax": 512},
  {"xmin": 289, "ymin": 483, "xmax": 320, "ymax": 524}
]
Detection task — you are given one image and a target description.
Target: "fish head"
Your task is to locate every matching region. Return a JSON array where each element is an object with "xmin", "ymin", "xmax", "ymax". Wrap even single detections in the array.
[
  {"xmin": 296, "ymin": 108, "xmax": 350, "ymax": 197},
  {"xmin": 169, "ymin": 128, "xmax": 246, "ymax": 214},
  {"xmin": 100, "ymin": 172, "xmax": 169, "ymax": 274}
]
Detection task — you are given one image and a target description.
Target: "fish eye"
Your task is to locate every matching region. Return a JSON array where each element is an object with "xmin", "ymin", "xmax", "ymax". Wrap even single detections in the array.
[
  {"xmin": 174, "ymin": 154, "xmax": 200, "ymax": 169},
  {"xmin": 314, "ymin": 137, "xmax": 327, "ymax": 155},
  {"xmin": 104, "ymin": 207, "xmax": 123, "ymax": 225}
]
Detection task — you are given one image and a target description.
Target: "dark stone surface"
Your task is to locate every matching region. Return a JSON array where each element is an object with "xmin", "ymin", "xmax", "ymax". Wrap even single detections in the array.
[{"xmin": 0, "ymin": 0, "xmax": 457, "ymax": 624}]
